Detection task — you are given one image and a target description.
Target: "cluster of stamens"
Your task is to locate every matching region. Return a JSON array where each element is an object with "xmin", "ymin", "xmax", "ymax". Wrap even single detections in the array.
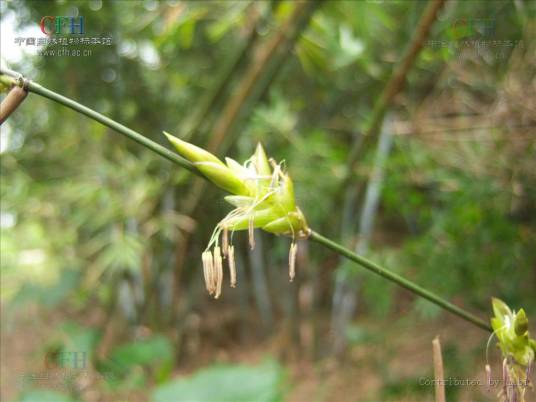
[
  {"xmin": 492, "ymin": 357, "xmax": 532, "ymax": 402},
  {"xmin": 200, "ymin": 158, "xmax": 300, "ymax": 299},
  {"xmin": 201, "ymin": 222, "xmax": 299, "ymax": 299}
]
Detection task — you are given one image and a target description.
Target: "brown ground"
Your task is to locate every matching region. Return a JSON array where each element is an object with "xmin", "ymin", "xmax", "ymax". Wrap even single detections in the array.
[{"xmin": 1, "ymin": 302, "xmax": 528, "ymax": 402}]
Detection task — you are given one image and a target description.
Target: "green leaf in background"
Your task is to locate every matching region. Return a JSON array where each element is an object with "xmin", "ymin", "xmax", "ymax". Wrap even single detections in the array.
[
  {"xmin": 296, "ymin": 35, "xmax": 328, "ymax": 75},
  {"xmin": 17, "ymin": 390, "xmax": 79, "ymax": 402},
  {"xmin": 102, "ymin": 335, "xmax": 173, "ymax": 385},
  {"xmin": 152, "ymin": 360, "xmax": 284, "ymax": 402},
  {"xmin": 45, "ymin": 321, "xmax": 100, "ymax": 370},
  {"xmin": 97, "ymin": 231, "xmax": 144, "ymax": 275},
  {"xmin": 12, "ymin": 269, "xmax": 80, "ymax": 308},
  {"xmin": 61, "ymin": 322, "xmax": 100, "ymax": 350}
]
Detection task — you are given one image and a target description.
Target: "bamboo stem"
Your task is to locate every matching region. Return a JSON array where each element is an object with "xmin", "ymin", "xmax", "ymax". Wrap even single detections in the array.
[
  {"xmin": 432, "ymin": 336, "xmax": 447, "ymax": 402},
  {"xmin": 0, "ymin": 85, "xmax": 27, "ymax": 124},
  {"xmin": 0, "ymin": 69, "xmax": 492, "ymax": 333}
]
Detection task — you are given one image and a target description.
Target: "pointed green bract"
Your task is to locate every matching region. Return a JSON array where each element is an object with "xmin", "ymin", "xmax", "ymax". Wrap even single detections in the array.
[
  {"xmin": 224, "ymin": 195, "xmax": 257, "ymax": 208},
  {"xmin": 262, "ymin": 210, "xmax": 306, "ymax": 236},
  {"xmin": 225, "ymin": 157, "xmax": 250, "ymax": 178},
  {"xmin": 274, "ymin": 175, "xmax": 296, "ymax": 211},
  {"xmin": 223, "ymin": 208, "xmax": 278, "ymax": 231},
  {"xmin": 164, "ymin": 132, "xmax": 224, "ymax": 165},
  {"xmin": 514, "ymin": 309, "xmax": 528, "ymax": 336},
  {"xmin": 253, "ymin": 143, "xmax": 271, "ymax": 176},
  {"xmin": 492, "ymin": 297, "xmax": 512, "ymax": 320}
]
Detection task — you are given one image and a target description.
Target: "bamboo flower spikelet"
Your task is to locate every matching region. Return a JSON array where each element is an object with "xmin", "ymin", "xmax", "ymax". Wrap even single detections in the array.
[
  {"xmin": 164, "ymin": 132, "xmax": 310, "ymax": 298},
  {"xmin": 487, "ymin": 298, "xmax": 535, "ymax": 402}
]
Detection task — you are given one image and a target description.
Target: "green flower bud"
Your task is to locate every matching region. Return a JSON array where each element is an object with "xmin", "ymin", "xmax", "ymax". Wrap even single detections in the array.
[
  {"xmin": 165, "ymin": 132, "xmax": 250, "ymax": 195},
  {"xmin": 490, "ymin": 298, "xmax": 535, "ymax": 369},
  {"xmin": 163, "ymin": 135, "xmax": 311, "ymax": 298},
  {"xmin": 194, "ymin": 161, "xmax": 249, "ymax": 195},
  {"xmin": 492, "ymin": 297, "xmax": 512, "ymax": 321},
  {"xmin": 0, "ymin": 77, "xmax": 11, "ymax": 93}
]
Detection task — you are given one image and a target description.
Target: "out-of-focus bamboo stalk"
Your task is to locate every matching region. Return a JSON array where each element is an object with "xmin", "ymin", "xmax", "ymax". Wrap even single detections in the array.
[
  {"xmin": 331, "ymin": 0, "xmax": 448, "ymax": 357},
  {"xmin": 331, "ymin": 117, "xmax": 394, "ymax": 356},
  {"xmin": 432, "ymin": 336, "xmax": 446, "ymax": 402},
  {"xmin": 249, "ymin": 232, "xmax": 274, "ymax": 331},
  {"xmin": 342, "ymin": 0, "xmax": 447, "ymax": 185},
  {"xmin": 181, "ymin": 2, "xmax": 265, "ymax": 141}
]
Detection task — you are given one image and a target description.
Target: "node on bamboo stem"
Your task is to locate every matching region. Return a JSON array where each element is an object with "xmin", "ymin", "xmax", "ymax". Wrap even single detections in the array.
[
  {"xmin": 0, "ymin": 74, "xmax": 28, "ymax": 125},
  {"xmin": 164, "ymin": 132, "xmax": 310, "ymax": 298}
]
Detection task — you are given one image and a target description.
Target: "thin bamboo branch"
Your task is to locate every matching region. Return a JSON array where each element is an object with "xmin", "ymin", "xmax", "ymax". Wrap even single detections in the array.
[
  {"xmin": 0, "ymin": 70, "xmax": 492, "ymax": 333},
  {"xmin": 310, "ymin": 230, "xmax": 491, "ymax": 332},
  {"xmin": 0, "ymin": 68, "xmax": 199, "ymax": 177}
]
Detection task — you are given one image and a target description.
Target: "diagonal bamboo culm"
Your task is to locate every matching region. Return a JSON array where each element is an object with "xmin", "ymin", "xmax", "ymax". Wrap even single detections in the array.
[{"xmin": 0, "ymin": 68, "xmax": 492, "ymax": 333}]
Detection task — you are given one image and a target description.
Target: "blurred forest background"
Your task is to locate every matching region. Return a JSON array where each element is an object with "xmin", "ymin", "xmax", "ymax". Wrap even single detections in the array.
[{"xmin": 1, "ymin": 0, "xmax": 535, "ymax": 401}]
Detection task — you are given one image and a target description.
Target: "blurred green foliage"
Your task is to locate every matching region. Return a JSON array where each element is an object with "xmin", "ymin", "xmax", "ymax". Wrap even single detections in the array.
[
  {"xmin": 102, "ymin": 335, "xmax": 173, "ymax": 386},
  {"xmin": 1, "ymin": 0, "xmax": 535, "ymax": 401},
  {"xmin": 17, "ymin": 390, "xmax": 79, "ymax": 402},
  {"xmin": 152, "ymin": 360, "xmax": 284, "ymax": 402}
]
